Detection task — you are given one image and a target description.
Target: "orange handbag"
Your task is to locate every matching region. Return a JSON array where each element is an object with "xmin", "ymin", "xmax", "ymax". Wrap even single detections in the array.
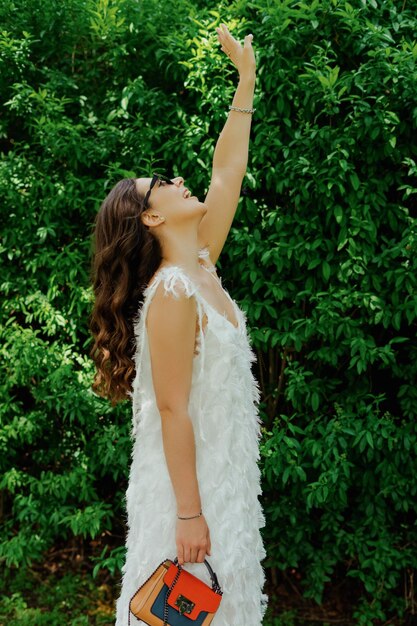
[{"xmin": 128, "ymin": 556, "xmax": 223, "ymax": 625}]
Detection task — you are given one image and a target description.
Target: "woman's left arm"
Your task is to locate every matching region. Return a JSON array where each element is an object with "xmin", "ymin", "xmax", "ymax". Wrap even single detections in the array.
[{"xmin": 198, "ymin": 24, "xmax": 256, "ymax": 265}]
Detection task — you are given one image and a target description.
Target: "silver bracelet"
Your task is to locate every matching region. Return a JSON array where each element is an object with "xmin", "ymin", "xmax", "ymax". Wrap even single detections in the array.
[
  {"xmin": 177, "ymin": 509, "xmax": 203, "ymax": 520},
  {"xmin": 229, "ymin": 105, "xmax": 256, "ymax": 114}
]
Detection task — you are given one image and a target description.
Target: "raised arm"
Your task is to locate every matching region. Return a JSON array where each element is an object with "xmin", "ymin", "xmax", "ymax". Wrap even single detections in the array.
[{"xmin": 198, "ymin": 24, "xmax": 256, "ymax": 265}]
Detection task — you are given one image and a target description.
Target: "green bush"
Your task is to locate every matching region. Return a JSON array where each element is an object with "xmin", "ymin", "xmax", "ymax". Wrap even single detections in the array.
[
  {"xmin": 0, "ymin": 567, "xmax": 114, "ymax": 625},
  {"xmin": 1, "ymin": 0, "xmax": 417, "ymax": 623}
]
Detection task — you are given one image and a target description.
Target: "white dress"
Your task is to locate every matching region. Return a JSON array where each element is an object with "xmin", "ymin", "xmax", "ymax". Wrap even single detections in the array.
[{"xmin": 114, "ymin": 247, "xmax": 269, "ymax": 626}]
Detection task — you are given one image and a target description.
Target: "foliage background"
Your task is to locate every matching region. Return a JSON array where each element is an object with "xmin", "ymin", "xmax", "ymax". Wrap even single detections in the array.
[{"xmin": 1, "ymin": 0, "xmax": 417, "ymax": 624}]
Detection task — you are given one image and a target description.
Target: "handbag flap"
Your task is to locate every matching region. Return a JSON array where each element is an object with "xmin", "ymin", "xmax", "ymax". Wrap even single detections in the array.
[{"xmin": 163, "ymin": 562, "xmax": 222, "ymax": 619}]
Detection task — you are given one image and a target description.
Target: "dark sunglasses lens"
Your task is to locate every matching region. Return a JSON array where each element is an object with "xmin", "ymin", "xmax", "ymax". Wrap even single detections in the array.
[{"xmin": 159, "ymin": 174, "xmax": 174, "ymax": 184}]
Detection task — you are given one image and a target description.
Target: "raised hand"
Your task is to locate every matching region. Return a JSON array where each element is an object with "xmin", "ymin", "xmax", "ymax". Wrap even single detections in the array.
[{"xmin": 216, "ymin": 23, "xmax": 256, "ymax": 80}]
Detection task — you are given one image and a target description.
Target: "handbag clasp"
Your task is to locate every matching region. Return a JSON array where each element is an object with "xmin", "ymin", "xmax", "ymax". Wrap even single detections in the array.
[{"xmin": 175, "ymin": 594, "xmax": 195, "ymax": 615}]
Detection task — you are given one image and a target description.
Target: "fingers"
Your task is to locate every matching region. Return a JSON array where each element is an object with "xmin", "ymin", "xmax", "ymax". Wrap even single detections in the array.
[
  {"xmin": 244, "ymin": 33, "xmax": 254, "ymax": 47},
  {"xmin": 196, "ymin": 548, "xmax": 206, "ymax": 563},
  {"xmin": 177, "ymin": 545, "xmax": 184, "ymax": 565},
  {"xmin": 219, "ymin": 23, "xmax": 236, "ymax": 45},
  {"xmin": 216, "ymin": 23, "xmax": 236, "ymax": 49},
  {"xmin": 216, "ymin": 23, "xmax": 227, "ymax": 39},
  {"xmin": 176, "ymin": 521, "xmax": 211, "ymax": 566},
  {"xmin": 179, "ymin": 546, "xmax": 209, "ymax": 564},
  {"xmin": 216, "ymin": 23, "xmax": 254, "ymax": 55},
  {"xmin": 188, "ymin": 547, "xmax": 195, "ymax": 563},
  {"xmin": 216, "ymin": 26, "xmax": 229, "ymax": 53},
  {"xmin": 218, "ymin": 23, "xmax": 231, "ymax": 40}
]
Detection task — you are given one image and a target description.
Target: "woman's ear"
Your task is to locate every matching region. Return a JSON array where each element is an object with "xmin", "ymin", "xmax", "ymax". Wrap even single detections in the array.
[{"xmin": 141, "ymin": 211, "xmax": 165, "ymax": 228}]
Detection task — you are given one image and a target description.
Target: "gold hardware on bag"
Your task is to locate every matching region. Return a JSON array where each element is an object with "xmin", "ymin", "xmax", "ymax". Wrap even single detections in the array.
[{"xmin": 175, "ymin": 594, "xmax": 195, "ymax": 615}]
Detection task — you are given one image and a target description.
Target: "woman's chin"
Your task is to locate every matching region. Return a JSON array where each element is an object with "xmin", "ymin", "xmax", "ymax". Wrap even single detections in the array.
[
  {"xmin": 186, "ymin": 197, "xmax": 206, "ymax": 210},
  {"xmin": 182, "ymin": 198, "xmax": 207, "ymax": 217}
]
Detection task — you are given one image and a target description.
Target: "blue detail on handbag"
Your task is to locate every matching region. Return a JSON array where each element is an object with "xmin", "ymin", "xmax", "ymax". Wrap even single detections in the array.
[{"xmin": 150, "ymin": 584, "xmax": 209, "ymax": 625}]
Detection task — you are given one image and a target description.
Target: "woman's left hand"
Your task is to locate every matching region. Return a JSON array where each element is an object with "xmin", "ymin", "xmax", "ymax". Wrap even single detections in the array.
[{"xmin": 216, "ymin": 23, "xmax": 256, "ymax": 79}]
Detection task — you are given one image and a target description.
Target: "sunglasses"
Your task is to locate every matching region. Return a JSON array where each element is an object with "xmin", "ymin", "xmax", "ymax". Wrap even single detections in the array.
[{"xmin": 143, "ymin": 173, "xmax": 175, "ymax": 209}]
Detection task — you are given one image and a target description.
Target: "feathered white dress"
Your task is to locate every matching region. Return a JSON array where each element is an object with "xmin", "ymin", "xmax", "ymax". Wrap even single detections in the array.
[{"xmin": 114, "ymin": 247, "xmax": 268, "ymax": 626}]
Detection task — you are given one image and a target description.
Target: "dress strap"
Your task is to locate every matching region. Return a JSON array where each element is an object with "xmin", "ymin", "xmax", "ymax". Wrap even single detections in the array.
[{"xmin": 148, "ymin": 265, "xmax": 198, "ymax": 300}]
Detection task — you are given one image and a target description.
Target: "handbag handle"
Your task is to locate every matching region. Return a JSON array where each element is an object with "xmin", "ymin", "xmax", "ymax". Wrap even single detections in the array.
[
  {"xmin": 163, "ymin": 557, "xmax": 223, "ymax": 626},
  {"xmin": 173, "ymin": 556, "xmax": 223, "ymax": 594}
]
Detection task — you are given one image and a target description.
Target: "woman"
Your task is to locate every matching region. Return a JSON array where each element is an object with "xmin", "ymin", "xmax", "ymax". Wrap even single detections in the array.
[{"xmin": 90, "ymin": 23, "xmax": 268, "ymax": 625}]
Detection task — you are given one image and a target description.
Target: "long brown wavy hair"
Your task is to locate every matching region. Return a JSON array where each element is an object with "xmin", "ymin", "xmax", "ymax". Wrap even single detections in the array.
[{"xmin": 89, "ymin": 177, "xmax": 162, "ymax": 405}]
